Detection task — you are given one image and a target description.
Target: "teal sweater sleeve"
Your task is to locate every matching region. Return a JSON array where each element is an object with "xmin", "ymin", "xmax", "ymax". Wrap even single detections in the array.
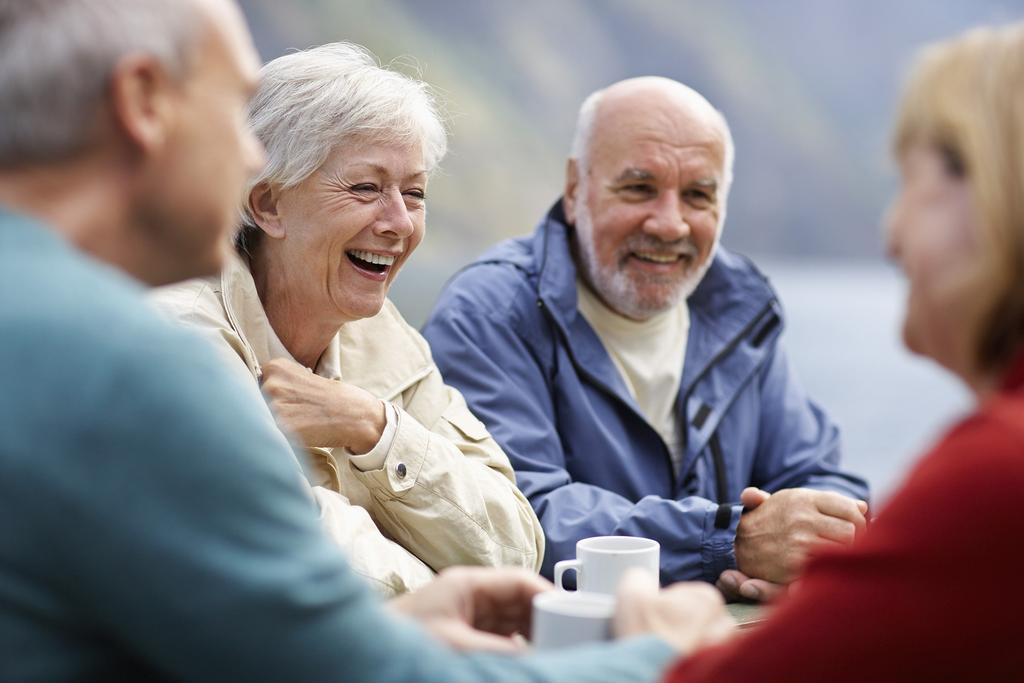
[{"xmin": 0, "ymin": 225, "xmax": 675, "ymax": 681}]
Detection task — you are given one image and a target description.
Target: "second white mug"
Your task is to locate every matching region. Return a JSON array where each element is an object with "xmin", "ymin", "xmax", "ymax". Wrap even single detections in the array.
[
  {"xmin": 553, "ymin": 536, "xmax": 660, "ymax": 595},
  {"xmin": 531, "ymin": 590, "xmax": 615, "ymax": 650}
]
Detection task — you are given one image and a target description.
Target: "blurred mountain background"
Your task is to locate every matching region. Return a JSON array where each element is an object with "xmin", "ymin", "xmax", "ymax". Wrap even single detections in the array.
[{"xmin": 237, "ymin": 0, "xmax": 1021, "ymax": 498}]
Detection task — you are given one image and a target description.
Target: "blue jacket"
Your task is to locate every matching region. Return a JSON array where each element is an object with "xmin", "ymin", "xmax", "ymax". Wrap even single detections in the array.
[{"xmin": 423, "ymin": 201, "xmax": 870, "ymax": 584}]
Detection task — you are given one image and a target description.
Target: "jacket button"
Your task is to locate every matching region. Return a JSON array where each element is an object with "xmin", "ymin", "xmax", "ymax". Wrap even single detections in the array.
[{"xmin": 396, "ymin": 462, "xmax": 407, "ymax": 478}]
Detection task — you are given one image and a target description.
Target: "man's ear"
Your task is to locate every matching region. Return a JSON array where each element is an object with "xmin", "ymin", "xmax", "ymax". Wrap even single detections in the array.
[
  {"xmin": 246, "ymin": 182, "xmax": 286, "ymax": 239},
  {"xmin": 108, "ymin": 54, "xmax": 177, "ymax": 156},
  {"xmin": 563, "ymin": 158, "xmax": 579, "ymax": 226}
]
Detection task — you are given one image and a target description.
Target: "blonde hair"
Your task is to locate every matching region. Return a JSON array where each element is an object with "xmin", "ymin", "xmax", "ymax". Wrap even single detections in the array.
[{"xmin": 893, "ymin": 23, "xmax": 1024, "ymax": 374}]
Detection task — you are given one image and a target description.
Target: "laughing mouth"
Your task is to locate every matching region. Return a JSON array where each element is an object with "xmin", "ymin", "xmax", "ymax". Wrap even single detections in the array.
[
  {"xmin": 630, "ymin": 251, "xmax": 691, "ymax": 264},
  {"xmin": 346, "ymin": 249, "xmax": 396, "ymax": 274}
]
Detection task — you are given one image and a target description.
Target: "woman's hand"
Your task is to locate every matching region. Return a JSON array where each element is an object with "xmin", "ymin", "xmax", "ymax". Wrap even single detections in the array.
[
  {"xmin": 615, "ymin": 570, "xmax": 736, "ymax": 654},
  {"xmin": 260, "ymin": 357, "xmax": 386, "ymax": 452}
]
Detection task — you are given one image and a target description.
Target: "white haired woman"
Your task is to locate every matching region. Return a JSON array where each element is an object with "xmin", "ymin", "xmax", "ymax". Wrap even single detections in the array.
[{"xmin": 153, "ymin": 42, "xmax": 543, "ymax": 596}]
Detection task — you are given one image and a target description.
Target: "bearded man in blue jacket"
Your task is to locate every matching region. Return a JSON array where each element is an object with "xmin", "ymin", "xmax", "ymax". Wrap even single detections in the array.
[{"xmin": 423, "ymin": 77, "xmax": 870, "ymax": 601}]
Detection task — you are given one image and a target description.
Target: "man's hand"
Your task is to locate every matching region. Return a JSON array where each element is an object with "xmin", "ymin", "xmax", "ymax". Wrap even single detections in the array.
[
  {"xmin": 615, "ymin": 570, "xmax": 735, "ymax": 654},
  {"xmin": 389, "ymin": 567, "xmax": 552, "ymax": 653},
  {"xmin": 718, "ymin": 488, "xmax": 785, "ymax": 602},
  {"xmin": 716, "ymin": 569, "xmax": 787, "ymax": 603},
  {"xmin": 735, "ymin": 486, "xmax": 868, "ymax": 584},
  {"xmin": 260, "ymin": 358, "xmax": 385, "ymax": 452}
]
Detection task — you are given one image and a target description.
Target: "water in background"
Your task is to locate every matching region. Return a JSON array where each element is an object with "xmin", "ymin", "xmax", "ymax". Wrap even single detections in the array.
[
  {"xmin": 394, "ymin": 258, "xmax": 971, "ymax": 504},
  {"xmin": 758, "ymin": 260, "xmax": 970, "ymax": 502}
]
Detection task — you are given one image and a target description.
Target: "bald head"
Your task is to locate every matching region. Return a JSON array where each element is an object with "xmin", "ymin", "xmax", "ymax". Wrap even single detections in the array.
[{"xmin": 570, "ymin": 77, "xmax": 734, "ymax": 193}]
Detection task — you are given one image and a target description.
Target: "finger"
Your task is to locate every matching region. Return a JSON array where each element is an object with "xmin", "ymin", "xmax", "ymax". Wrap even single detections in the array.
[
  {"xmin": 813, "ymin": 492, "xmax": 868, "ymax": 533},
  {"xmin": 737, "ymin": 577, "xmax": 785, "ymax": 603},
  {"xmin": 474, "ymin": 601, "xmax": 535, "ymax": 637},
  {"xmin": 616, "ymin": 568, "xmax": 659, "ymax": 603},
  {"xmin": 857, "ymin": 499, "xmax": 869, "ymax": 516},
  {"xmin": 475, "ymin": 614, "xmax": 532, "ymax": 638},
  {"xmin": 433, "ymin": 620, "xmax": 526, "ymax": 654},
  {"xmin": 715, "ymin": 569, "xmax": 749, "ymax": 601},
  {"xmin": 613, "ymin": 570, "xmax": 661, "ymax": 638},
  {"xmin": 700, "ymin": 613, "xmax": 738, "ymax": 647},
  {"xmin": 660, "ymin": 581, "xmax": 725, "ymax": 607},
  {"xmin": 812, "ymin": 515, "xmax": 857, "ymax": 545},
  {"xmin": 460, "ymin": 568, "xmax": 553, "ymax": 619},
  {"xmin": 259, "ymin": 359, "xmax": 285, "ymax": 381},
  {"xmin": 740, "ymin": 487, "xmax": 771, "ymax": 508},
  {"xmin": 806, "ymin": 537, "xmax": 846, "ymax": 556}
]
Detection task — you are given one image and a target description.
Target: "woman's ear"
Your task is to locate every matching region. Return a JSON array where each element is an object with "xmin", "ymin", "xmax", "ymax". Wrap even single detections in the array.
[{"xmin": 247, "ymin": 182, "xmax": 286, "ymax": 239}]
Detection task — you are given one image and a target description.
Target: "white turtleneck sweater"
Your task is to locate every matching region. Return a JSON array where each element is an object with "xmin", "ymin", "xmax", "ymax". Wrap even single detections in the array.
[{"xmin": 576, "ymin": 280, "xmax": 690, "ymax": 472}]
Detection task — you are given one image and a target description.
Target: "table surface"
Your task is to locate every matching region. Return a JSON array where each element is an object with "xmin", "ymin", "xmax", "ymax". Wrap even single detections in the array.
[{"xmin": 725, "ymin": 602, "xmax": 766, "ymax": 628}]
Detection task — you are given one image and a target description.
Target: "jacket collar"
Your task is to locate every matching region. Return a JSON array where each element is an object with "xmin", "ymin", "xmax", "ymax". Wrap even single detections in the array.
[
  {"xmin": 218, "ymin": 253, "xmax": 432, "ymax": 399},
  {"xmin": 533, "ymin": 201, "xmax": 636, "ymax": 400},
  {"xmin": 219, "ymin": 252, "xmax": 343, "ymax": 379},
  {"xmin": 532, "ymin": 199, "xmax": 779, "ymax": 399}
]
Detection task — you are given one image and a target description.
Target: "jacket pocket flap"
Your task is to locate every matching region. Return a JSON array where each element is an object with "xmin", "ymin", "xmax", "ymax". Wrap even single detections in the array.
[{"xmin": 440, "ymin": 404, "xmax": 491, "ymax": 442}]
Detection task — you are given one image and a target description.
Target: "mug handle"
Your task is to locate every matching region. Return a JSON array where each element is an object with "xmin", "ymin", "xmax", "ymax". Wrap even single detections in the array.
[{"xmin": 553, "ymin": 559, "xmax": 581, "ymax": 590}]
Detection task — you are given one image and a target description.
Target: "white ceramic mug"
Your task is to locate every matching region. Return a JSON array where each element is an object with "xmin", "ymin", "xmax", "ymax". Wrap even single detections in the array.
[
  {"xmin": 531, "ymin": 590, "xmax": 615, "ymax": 650},
  {"xmin": 553, "ymin": 536, "xmax": 660, "ymax": 595}
]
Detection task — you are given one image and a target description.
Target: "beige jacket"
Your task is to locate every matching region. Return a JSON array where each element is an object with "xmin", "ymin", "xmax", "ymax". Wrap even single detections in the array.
[{"xmin": 151, "ymin": 255, "xmax": 544, "ymax": 595}]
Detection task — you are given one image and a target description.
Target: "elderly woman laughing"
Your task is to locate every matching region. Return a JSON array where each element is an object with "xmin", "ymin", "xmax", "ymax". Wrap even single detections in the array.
[{"xmin": 153, "ymin": 43, "xmax": 543, "ymax": 595}]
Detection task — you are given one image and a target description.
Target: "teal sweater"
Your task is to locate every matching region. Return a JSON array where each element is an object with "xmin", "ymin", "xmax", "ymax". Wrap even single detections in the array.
[{"xmin": 0, "ymin": 210, "xmax": 674, "ymax": 681}]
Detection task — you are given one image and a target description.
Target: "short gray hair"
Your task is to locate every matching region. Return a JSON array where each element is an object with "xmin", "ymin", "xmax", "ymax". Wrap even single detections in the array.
[
  {"xmin": 0, "ymin": 0, "xmax": 200, "ymax": 167},
  {"xmin": 569, "ymin": 82, "xmax": 736, "ymax": 208},
  {"xmin": 238, "ymin": 42, "xmax": 448, "ymax": 247}
]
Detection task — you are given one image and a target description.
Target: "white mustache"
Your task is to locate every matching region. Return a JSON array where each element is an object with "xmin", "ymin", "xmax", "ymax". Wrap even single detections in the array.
[{"xmin": 622, "ymin": 237, "xmax": 699, "ymax": 258}]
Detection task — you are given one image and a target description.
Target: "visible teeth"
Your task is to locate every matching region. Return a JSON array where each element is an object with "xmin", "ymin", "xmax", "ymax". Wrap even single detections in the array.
[
  {"xmin": 634, "ymin": 252, "xmax": 680, "ymax": 264},
  {"xmin": 348, "ymin": 250, "xmax": 396, "ymax": 266}
]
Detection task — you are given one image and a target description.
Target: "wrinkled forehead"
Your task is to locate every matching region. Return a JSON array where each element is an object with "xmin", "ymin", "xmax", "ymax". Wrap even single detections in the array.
[
  {"xmin": 588, "ymin": 92, "xmax": 726, "ymax": 174},
  {"xmin": 590, "ymin": 118, "xmax": 726, "ymax": 181}
]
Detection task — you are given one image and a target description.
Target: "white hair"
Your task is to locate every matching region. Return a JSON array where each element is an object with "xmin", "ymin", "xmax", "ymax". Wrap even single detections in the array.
[
  {"xmin": 238, "ymin": 42, "xmax": 448, "ymax": 243},
  {"xmin": 0, "ymin": 0, "xmax": 200, "ymax": 167}
]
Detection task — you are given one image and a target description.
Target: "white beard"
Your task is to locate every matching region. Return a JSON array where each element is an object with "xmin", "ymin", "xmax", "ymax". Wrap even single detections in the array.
[{"xmin": 573, "ymin": 194, "xmax": 720, "ymax": 320}]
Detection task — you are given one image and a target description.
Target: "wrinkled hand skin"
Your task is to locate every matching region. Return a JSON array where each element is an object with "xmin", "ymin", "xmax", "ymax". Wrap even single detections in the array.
[
  {"xmin": 716, "ymin": 568, "xmax": 787, "ymax": 603},
  {"xmin": 734, "ymin": 487, "xmax": 868, "ymax": 585},
  {"xmin": 614, "ymin": 570, "xmax": 736, "ymax": 654},
  {"xmin": 389, "ymin": 567, "xmax": 553, "ymax": 653},
  {"xmin": 260, "ymin": 357, "xmax": 386, "ymax": 452}
]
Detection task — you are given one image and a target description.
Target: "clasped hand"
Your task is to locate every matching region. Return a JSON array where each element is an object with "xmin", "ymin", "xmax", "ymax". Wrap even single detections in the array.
[
  {"xmin": 719, "ymin": 487, "xmax": 868, "ymax": 602},
  {"xmin": 259, "ymin": 358, "xmax": 386, "ymax": 453}
]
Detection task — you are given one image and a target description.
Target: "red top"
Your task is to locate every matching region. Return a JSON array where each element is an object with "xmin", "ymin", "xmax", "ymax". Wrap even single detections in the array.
[{"xmin": 668, "ymin": 356, "xmax": 1024, "ymax": 683}]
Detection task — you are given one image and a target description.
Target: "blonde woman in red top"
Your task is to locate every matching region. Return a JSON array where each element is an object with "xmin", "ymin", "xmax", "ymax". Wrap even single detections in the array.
[{"xmin": 667, "ymin": 22, "xmax": 1024, "ymax": 682}]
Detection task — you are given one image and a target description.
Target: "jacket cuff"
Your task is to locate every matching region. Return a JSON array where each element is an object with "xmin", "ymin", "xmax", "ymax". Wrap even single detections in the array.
[
  {"xmin": 348, "ymin": 407, "xmax": 428, "ymax": 497},
  {"xmin": 347, "ymin": 401, "xmax": 399, "ymax": 472},
  {"xmin": 700, "ymin": 503, "xmax": 741, "ymax": 582}
]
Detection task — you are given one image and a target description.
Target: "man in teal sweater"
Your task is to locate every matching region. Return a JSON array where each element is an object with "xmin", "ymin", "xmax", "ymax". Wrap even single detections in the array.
[{"xmin": 0, "ymin": 0, "xmax": 729, "ymax": 680}]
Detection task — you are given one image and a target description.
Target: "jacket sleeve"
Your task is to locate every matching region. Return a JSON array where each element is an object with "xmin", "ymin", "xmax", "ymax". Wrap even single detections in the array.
[
  {"xmin": 346, "ymin": 349, "xmax": 545, "ymax": 573},
  {"xmin": 150, "ymin": 283, "xmax": 440, "ymax": 594},
  {"xmin": 750, "ymin": 343, "xmax": 870, "ymax": 501},
  {"xmin": 423, "ymin": 297, "xmax": 742, "ymax": 584},
  {"xmin": 310, "ymin": 487, "xmax": 434, "ymax": 596}
]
